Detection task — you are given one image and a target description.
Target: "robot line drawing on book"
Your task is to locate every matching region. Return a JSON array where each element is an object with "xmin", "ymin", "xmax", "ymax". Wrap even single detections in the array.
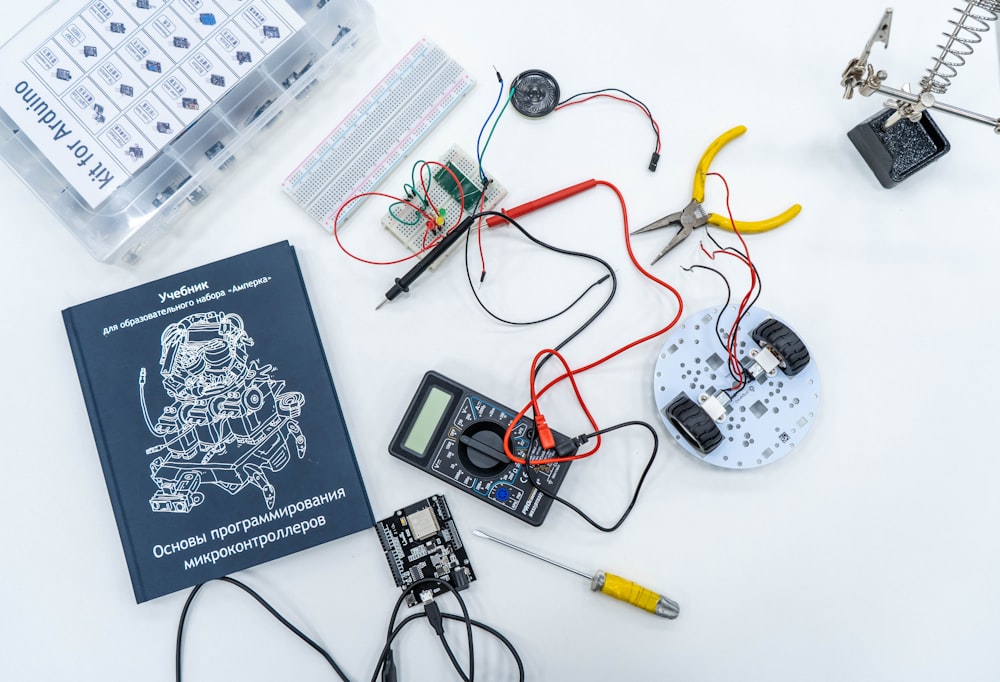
[{"xmin": 138, "ymin": 311, "xmax": 307, "ymax": 513}]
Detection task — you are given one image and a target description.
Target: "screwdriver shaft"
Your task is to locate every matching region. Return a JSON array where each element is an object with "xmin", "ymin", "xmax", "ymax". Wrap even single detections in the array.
[
  {"xmin": 472, "ymin": 529, "xmax": 590, "ymax": 579},
  {"xmin": 473, "ymin": 528, "xmax": 680, "ymax": 619}
]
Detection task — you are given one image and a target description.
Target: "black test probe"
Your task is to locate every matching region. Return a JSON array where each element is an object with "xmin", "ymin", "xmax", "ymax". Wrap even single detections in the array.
[{"xmin": 376, "ymin": 215, "xmax": 475, "ymax": 310}]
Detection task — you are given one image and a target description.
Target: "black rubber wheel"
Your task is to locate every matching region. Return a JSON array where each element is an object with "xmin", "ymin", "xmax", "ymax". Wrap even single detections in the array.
[
  {"xmin": 664, "ymin": 394, "xmax": 723, "ymax": 455},
  {"xmin": 751, "ymin": 318, "xmax": 810, "ymax": 376}
]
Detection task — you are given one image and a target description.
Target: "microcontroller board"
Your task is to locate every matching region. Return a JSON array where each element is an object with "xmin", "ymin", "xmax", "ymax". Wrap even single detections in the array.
[{"xmin": 376, "ymin": 495, "xmax": 476, "ymax": 607}]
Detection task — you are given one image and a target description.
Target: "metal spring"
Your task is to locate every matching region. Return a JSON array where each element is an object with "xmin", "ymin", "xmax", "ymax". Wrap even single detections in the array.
[{"xmin": 920, "ymin": 1, "xmax": 999, "ymax": 94}]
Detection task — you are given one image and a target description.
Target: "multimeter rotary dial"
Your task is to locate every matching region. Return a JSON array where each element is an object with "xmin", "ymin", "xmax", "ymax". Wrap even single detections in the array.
[{"xmin": 458, "ymin": 421, "xmax": 515, "ymax": 477}]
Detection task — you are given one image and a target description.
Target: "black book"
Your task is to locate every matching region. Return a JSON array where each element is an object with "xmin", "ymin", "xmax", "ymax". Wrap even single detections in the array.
[{"xmin": 63, "ymin": 241, "xmax": 372, "ymax": 602}]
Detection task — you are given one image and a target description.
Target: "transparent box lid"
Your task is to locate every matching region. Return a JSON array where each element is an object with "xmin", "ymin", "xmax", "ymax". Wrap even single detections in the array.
[{"xmin": 0, "ymin": 0, "xmax": 373, "ymax": 263}]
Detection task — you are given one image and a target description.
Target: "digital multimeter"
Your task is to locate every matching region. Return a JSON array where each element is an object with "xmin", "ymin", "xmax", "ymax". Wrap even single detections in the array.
[{"xmin": 389, "ymin": 371, "xmax": 575, "ymax": 526}]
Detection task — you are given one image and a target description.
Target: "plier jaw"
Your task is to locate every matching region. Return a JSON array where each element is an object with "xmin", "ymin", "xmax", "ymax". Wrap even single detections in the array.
[
  {"xmin": 633, "ymin": 125, "xmax": 802, "ymax": 266},
  {"xmin": 631, "ymin": 198, "xmax": 708, "ymax": 265}
]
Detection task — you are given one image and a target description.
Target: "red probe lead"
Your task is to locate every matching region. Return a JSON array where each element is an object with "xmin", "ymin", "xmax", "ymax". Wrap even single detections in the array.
[
  {"xmin": 484, "ymin": 179, "xmax": 600, "ymax": 228},
  {"xmin": 503, "ymin": 180, "xmax": 686, "ymax": 467}
]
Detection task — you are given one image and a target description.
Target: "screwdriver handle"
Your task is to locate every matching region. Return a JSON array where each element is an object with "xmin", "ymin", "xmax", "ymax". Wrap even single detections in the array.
[{"xmin": 592, "ymin": 571, "xmax": 680, "ymax": 619}]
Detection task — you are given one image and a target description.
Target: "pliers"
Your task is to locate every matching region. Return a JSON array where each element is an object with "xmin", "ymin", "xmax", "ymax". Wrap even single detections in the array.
[{"xmin": 633, "ymin": 125, "xmax": 802, "ymax": 265}]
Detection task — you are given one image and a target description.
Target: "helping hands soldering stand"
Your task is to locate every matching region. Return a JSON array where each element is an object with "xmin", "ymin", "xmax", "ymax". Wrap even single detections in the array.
[{"xmin": 841, "ymin": 3, "xmax": 1000, "ymax": 187}]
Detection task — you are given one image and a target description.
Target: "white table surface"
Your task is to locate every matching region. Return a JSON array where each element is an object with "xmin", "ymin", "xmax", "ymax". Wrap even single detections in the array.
[{"xmin": 2, "ymin": 1, "xmax": 999, "ymax": 680}]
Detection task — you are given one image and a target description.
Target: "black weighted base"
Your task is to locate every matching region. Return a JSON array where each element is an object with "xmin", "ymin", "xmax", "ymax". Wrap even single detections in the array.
[{"xmin": 847, "ymin": 108, "xmax": 950, "ymax": 188}]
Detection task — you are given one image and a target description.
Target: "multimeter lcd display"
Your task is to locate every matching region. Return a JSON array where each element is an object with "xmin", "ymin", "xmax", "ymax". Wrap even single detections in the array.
[{"xmin": 403, "ymin": 386, "xmax": 453, "ymax": 456}]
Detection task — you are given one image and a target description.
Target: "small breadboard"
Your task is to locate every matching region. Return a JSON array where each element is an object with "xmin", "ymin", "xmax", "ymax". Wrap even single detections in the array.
[
  {"xmin": 282, "ymin": 39, "xmax": 474, "ymax": 229},
  {"xmin": 381, "ymin": 145, "xmax": 507, "ymax": 258},
  {"xmin": 376, "ymin": 495, "xmax": 475, "ymax": 607}
]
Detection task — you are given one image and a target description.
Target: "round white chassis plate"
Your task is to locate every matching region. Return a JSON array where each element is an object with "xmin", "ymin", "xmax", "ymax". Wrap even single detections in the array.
[{"xmin": 653, "ymin": 306, "xmax": 820, "ymax": 469}]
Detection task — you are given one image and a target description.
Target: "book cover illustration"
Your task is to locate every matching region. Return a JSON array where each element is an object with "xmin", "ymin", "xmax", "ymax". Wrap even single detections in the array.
[
  {"xmin": 63, "ymin": 242, "xmax": 373, "ymax": 602},
  {"xmin": 139, "ymin": 311, "xmax": 306, "ymax": 513}
]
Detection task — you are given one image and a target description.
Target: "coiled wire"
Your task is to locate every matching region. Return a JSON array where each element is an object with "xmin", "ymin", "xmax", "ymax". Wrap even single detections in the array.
[{"xmin": 920, "ymin": 1, "xmax": 999, "ymax": 94}]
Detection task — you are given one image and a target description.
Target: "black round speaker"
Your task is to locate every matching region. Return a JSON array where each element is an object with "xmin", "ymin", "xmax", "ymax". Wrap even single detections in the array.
[{"xmin": 510, "ymin": 69, "xmax": 560, "ymax": 118}]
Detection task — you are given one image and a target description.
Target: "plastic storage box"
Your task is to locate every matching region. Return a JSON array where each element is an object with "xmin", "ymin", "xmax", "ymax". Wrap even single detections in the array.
[{"xmin": 0, "ymin": 0, "xmax": 373, "ymax": 263}]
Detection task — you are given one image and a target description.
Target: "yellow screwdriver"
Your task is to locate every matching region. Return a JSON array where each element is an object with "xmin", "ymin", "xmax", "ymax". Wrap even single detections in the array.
[{"xmin": 473, "ymin": 529, "xmax": 679, "ymax": 619}]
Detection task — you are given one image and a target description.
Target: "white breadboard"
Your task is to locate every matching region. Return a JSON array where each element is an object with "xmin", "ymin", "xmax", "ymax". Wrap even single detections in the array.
[
  {"xmin": 282, "ymin": 39, "xmax": 474, "ymax": 229},
  {"xmin": 381, "ymin": 145, "xmax": 506, "ymax": 258}
]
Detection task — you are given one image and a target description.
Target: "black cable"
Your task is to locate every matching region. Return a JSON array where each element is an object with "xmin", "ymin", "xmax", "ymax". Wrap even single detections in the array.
[
  {"xmin": 460, "ymin": 214, "xmax": 655, "ymax": 531},
  {"xmin": 375, "ymin": 612, "xmax": 525, "ymax": 682},
  {"xmin": 466, "ymin": 210, "xmax": 617, "ymax": 378},
  {"xmin": 465, "ymin": 226, "xmax": 611, "ymax": 325},
  {"xmin": 437, "ymin": 629, "xmax": 470, "ymax": 682},
  {"xmin": 683, "ymin": 263, "xmax": 738, "ymax": 384},
  {"xmin": 374, "ymin": 579, "xmax": 473, "ymax": 682},
  {"xmin": 176, "ymin": 575, "xmax": 523, "ymax": 682},
  {"xmin": 718, "ymin": 253, "xmax": 762, "ymax": 397},
  {"xmin": 176, "ymin": 576, "xmax": 349, "ymax": 682},
  {"xmin": 439, "ymin": 613, "xmax": 524, "ymax": 681},
  {"xmin": 460, "ymin": 212, "xmax": 655, "ymax": 531},
  {"xmin": 702, "ymin": 230, "xmax": 763, "ymax": 320},
  {"xmin": 525, "ymin": 420, "xmax": 658, "ymax": 533},
  {"xmin": 685, "ymin": 233, "xmax": 764, "ymax": 397},
  {"xmin": 371, "ymin": 577, "xmax": 523, "ymax": 682},
  {"xmin": 557, "ymin": 87, "xmax": 660, "ymax": 161},
  {"xmin": 425, "ymin": 601, "xmax": 470, "ymax": 682}
]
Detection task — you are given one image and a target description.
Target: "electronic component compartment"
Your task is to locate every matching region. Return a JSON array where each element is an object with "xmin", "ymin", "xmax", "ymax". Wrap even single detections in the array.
[
  {"xmin": 0, "ymin": 0, "xmax": 374, "ymax": 263},
  {"xmin": 381, "ymin": 145, "xmax": 506, "ymax": 261},
  {"xmin": 376, "ymin": 495, "xmax": 476, "ymax": 607}
]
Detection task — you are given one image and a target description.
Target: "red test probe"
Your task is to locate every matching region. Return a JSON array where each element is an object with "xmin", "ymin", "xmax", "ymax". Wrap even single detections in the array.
[{"xmin": 484, "ymin": 180, "xmax": 600, "ymax": 228}]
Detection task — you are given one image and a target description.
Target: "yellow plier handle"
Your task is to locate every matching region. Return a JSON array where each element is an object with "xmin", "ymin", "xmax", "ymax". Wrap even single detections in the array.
[
  {"xmin": 692, "ymin": 125, "xmax": 802, "ymax": 235},
  {"xmin": 705, "ymin": 205, "xmax": 802, "ymax": 234}
]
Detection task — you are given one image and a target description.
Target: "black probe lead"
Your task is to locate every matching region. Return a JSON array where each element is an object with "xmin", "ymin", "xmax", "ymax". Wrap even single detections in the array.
[
  {"xmin": 468, "ymin": 210, "xmax": 617, "ymax": 377},
  {"xmin": 376, "ymin": 216, "xmax": 477, "ymax": 310},
  {"xmin": 526, "ymin": 420, "xmax": 659, "ymax": 533}
]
